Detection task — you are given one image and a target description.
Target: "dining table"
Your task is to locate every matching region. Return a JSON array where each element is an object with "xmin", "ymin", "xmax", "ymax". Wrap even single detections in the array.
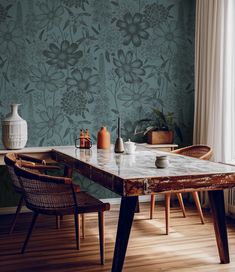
[{"xmin": 49, "ymin": 144, "xmax": 235, "ymax": 272}]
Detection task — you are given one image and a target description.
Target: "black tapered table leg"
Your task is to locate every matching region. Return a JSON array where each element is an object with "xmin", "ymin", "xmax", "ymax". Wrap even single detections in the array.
[
  {"xmin": 135, "ymin": 196, "xmax": 140, "ymax": 213},
  {"xmin": 208, "ymin": 190, "xmax": 230, "ymax": 264},
  {"xmin": 112, "ymin": 196, "xmax": 138, "ymax": 272}
]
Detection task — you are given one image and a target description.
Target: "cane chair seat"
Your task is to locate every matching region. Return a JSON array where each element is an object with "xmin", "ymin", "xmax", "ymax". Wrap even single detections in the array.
[{"xmin": 27, "ymin": 192, "xmax": 110, "ymax": 216}]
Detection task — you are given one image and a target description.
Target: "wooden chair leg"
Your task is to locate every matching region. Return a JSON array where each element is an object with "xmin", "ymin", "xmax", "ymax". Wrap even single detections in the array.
[
  {"xmin": 192, "ymin": 191, "xmax": 205, "ymax": 224},
  {"xmin": 81, "ymin": 214, "xmax": 85, "ymax": 239},
  {"xmin": 21, "ymin": 212, "xmax": 38, "ymax": 254},
  {"xmin": 74, "ymin": 213, "xmax": 80, "ymax": 250},
  {"xmin": 9, "ymin": 195, "xmax": 24, "ymax": 234},
  {"xmin": 56, "ymin": 215, "xmax": 60, "ymax": 229},
  {"xmin": 98, "ymin": 211, "xmax": 105, "ymax": 265},
  {"xmin": 176, "ymin": 193, "xmax": 186, "ymax": 217},
  {"xmin": 150, "ymin": 194, "xmax": 155, "ymax": 219},
  {"xmin": 165, "ymin": 193, "xmax": 171, "ymax": 235}
]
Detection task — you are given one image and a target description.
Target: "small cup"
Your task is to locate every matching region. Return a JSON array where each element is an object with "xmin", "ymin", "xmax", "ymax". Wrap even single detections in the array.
[
  {"xmin": 155, "ymin": 155, "xmax": 169, "ymax": 168},
  {"xmin": 124, "ymin": 139, "xmax": 136, "ymax": 154}
]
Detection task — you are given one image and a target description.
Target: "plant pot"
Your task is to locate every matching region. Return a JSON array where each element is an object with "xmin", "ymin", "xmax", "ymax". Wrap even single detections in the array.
[{"xmin": 147, "ymin": 130, "xmax": 174, "ymax": 144}]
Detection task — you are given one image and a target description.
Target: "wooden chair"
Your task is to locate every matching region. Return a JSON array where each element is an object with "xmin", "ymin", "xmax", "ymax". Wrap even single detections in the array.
[
  {"xmin": 4, "ymin": 153, "xmax": 65, "ymax": 234},
  {"xmin": 14, "ymin": 162, "xmax": 110, "ymax": 264},
  {"xmin": 4, "ymin": 153, "xmax": 83, "ymax": 232},
  {"xmin": 150, "ymin": 145, "xmax": 213, "ymax": 234}
]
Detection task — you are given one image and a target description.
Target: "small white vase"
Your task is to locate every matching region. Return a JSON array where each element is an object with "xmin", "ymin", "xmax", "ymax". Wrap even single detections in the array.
[{"xmin": 2, "ymin": 104, "xmax": 28, "ymax": 150}]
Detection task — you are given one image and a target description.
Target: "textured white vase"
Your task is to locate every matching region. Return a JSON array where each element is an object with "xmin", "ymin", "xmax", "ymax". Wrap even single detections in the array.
[{"xmin": 2, "ymin": 104, "xmax": 28, "ymax": 149}]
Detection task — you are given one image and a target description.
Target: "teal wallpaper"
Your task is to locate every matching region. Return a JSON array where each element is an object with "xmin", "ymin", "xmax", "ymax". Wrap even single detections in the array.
[{"xmin": 0, "ymin": 0, "xmax": 195, "ymax": 206}]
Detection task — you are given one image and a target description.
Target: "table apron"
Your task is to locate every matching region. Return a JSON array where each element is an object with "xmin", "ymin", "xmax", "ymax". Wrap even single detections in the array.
[
  {"xmin": 52, "ymin": 151, "xmax": 235, "ymax": 197},
  {"xmin": 124, "ymin": 173, "xmax": 235, "ymax": 196},
  {"xmin": 52, "ymin": 150, "xmax": 124, "ymax": 196}
]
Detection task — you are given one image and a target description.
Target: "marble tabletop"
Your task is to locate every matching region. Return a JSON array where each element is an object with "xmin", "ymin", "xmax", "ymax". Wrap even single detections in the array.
[{"xmin": 53, "ymin": 145, "xmax": 235, "ymax": 180}]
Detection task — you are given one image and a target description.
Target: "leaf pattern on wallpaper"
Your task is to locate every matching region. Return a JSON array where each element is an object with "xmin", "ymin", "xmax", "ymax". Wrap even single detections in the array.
[
  {"xmin": 0, "ymin": 0, "xmax": 195, "ymax": 199},
  {"xmin": 0, "ymin": 21, "xmax": 22, "ymax": 54}
]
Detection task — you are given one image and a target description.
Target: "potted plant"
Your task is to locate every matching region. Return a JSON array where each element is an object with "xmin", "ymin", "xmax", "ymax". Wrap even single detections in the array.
[{"xmin": 134, "ymin": 109, "xmax": 183, "ymax": 144}]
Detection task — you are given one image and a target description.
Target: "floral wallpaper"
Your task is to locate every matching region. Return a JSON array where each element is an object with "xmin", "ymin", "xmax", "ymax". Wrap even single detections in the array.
[{"xmin": 0, "ymin": 0, "xmax": 195, "ymax": 205}]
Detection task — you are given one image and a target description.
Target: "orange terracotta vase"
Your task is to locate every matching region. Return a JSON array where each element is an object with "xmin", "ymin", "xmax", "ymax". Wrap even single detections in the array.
[{"xmin": 97, "ymin": 127, "xmax": 110, "ymax": 149}]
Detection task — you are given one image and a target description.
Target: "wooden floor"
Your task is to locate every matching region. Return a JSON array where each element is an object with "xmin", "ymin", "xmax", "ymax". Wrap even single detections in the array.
[{"xmin": 1, "ymin": 202, "xmax": 235, "ymax": 272}]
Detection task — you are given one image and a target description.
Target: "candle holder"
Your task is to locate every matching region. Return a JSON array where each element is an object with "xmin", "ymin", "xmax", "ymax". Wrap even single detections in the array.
[{"xmin": 114, "ymin": 117, "xmax": 124, "ymax": 153}]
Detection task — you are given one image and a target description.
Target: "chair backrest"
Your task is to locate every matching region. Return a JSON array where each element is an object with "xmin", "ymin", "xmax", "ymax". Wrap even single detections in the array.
[
  {"xmin": 4, "ymin": 153, "xmax": 22, "ymax": 192},
  {"xmin": 14, "ymin": 162, "xmax": 76, "ymax": 212},
  {"xmin": 172, "ymin": 145, "xmax": 213, "ymax": 160},
  {"xmin": 4, "ymin": 153, "xmax": 47, "ymax": 193}
]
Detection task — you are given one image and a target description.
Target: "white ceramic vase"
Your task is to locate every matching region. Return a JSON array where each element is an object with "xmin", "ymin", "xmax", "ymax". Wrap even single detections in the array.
[{"xmin": 2, "ymin": 104, "xmax": 28, "ymax": 149}]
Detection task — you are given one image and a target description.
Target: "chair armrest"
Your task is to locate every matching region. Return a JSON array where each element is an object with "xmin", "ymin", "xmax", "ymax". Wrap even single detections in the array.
[
  {"xmin": 21, "ymin": 163, "xmax": 62, "ymax": 175},
  {"xmin": 25, "ymin": 165, "xmax": 61, "ymax": 171},
  {"xmin": 18, "ymin": 154, "xmax": 46, "ymax": 164},
  {"xmin": 14, "ymin": 162, "xmax": 73, "ymax": 185},
  {"xmin": 21, "ymin": 161, "xmax": 36, "ymax": 167}
]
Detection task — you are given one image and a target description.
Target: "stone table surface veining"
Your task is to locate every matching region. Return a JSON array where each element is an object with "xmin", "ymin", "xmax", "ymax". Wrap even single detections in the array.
[{"xmin": 53, "ymin": 145, "xmax": 235, "ymax": 180}]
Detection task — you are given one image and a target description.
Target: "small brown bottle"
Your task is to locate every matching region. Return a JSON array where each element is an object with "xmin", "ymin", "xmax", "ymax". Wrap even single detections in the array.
[
  {"xmin": 84, "ymin": 128, "xmax": 90, "ymax": 148},
  {"xmin": 80, "ymin": 129, "xmax": 85, "ymax": 148}
]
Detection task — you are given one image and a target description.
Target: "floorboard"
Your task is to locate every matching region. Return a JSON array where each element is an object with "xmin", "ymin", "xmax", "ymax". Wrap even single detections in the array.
[{"xmin": 1, "ymin": 202, "xmax": 235, "ymax": 271}]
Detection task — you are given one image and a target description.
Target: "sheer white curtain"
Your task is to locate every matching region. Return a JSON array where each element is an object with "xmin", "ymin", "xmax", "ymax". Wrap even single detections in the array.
[{"xmin": 194, "ymin": 0, "xmax": 235, "ymax": 208}]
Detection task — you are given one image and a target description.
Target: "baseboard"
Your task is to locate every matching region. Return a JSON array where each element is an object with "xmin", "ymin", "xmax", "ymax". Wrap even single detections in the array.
[
  {"xmin": 100, "ymin": 194, "xmax": 164, "ymax": 205},
  {"xmin": 0, "ymin": 195, "xmax": 164, "ymax": 215},
  {"xmin": 0, "ymin": 206, "xmax": 31, "ymax": 215}
]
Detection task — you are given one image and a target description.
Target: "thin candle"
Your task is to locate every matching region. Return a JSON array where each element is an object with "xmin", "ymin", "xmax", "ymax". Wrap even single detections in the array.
[{"xmin": 118, "ymin": 117, "xmax": 121, "ymax": 138}]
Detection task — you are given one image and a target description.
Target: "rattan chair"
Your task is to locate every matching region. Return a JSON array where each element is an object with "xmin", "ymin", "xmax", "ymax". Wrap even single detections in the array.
[
  {"xmin": 14, "ymin": 162, "xmax": 110, "ymax": 264},
  {"xmin": 4, "ymin": 153, "xmax": 65, "ymax": 234},
  {"xmin": 150, "ymin": 145, "xmax": 213, "ymax": 234},
  {"xmin": 4, "ymin": 153, "xmax": 80, "ymax": 233}
]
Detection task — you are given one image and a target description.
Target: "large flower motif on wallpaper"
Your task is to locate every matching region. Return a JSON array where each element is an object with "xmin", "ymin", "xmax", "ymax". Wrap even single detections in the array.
[
  {"xmin": 62, "ymin": 67, "xmax": 98, "ymax": 116},
  {"xmin": 0, "ymin": 21, "xmax": 22, "ymax": 54},
  {"xmin": 37, "ymin": 2, "xmax": 64, "ymax": 30},
  {"xmin": 61, "ymin": 89, "xmax": 87, "ymax": 116},
  {"xmin": 30, "ymin": 63, "xmax": 65, "ymax": 92},
  {"xmin": 116, "ymin": 12, "xmax": 149, "ymax": 47},
  {"xmin": 118, "ymin": 82, "xmax": 150, "ymax": 107},
  {"xmin": 66, "ymin": 67, "xmax": 98, "ymax": 95},
  {"xmin": 154, "ymin": 21, "xmax": 184, "ymax": 53},
  {"xmin": 143, "ymin": 3, "xmax": 170, "ymax": 28},
  {"xmin": 37, "ymin": 106, "xmax": 64, "ymax": 138},
  {"xmin": 43, "ymin": 40, "xmax": 83, "ymax": 69},
  {"xmin": 113, "ymin": 49, "xmax": 145, "ymax": 83}
]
